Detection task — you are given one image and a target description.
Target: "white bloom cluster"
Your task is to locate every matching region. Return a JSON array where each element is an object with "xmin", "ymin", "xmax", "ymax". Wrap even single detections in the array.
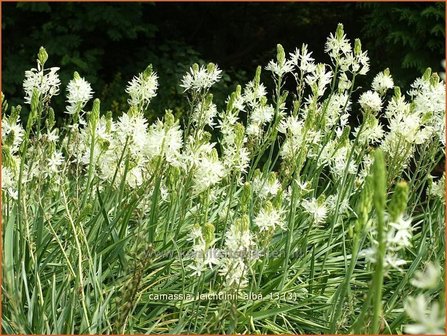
[
  {"xmin": 219, "ymin": 215, "xmax": 255, "ymax": 289},
  {"xmin": 404, "ymin": 262, "xmax": 444, "ymax": 334},
  {"xmin": 254, "ymin": 201, "xmax": 285, "ymax": 232},
  {"xmin": 180, "ymin": 63, "xmax": 222, "ymax": 92},
  {"xmin": 358, "ymin": 90, "xmax": 382, "ymax": 113},
  {"xmin": 66, "ymin": 73, "xmax": 94, "ymax": 115},
  {"xmin": 23, "ymin": 63, "xmax": 60, "ymax": 104},
  {"xmin": 302, "ymin": 197, "xmax": 328, "ymax": 225},
  {"xmin": 372, "ymin": 69, "xmax": 394, "ymax": 95},
  {"xmin": 126, "ymin": 65, "xmax": 158, "ymax": 109},
  {"xmin": 404, "ymin": 295, "xmax": 444, "ymax": 335}
]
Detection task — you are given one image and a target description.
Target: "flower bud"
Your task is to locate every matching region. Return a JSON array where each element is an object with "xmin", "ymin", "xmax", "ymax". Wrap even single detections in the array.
[
  {"xmin": 89, "ymin": 98, "xmax": 100, "ymax": 126},
  {"xmin": 164, "ymin": 109, "xmax": 175, "ymax": 126},
  {"xmin": 207, "ymin": 63, "xmax": 216, "ymax": 74},
  {"xmin": 354, "ymin": 39, "xmax": 362, "ymax": 56},
  {"xmin": 394, "ymin": 86, "xmax": 401, "ymax": 99},
  {"xmin": 388, "ymin": 180, "xmax": 409, "ymax": 222},
  {"xmin": 373, "ymin": 149, "xmax": 386, "ymax": 215},
  {"xmin": 192, "ymin": 63, "xmax": 199, "ymax": 74},
  {"xmin": 10, "ymin": 105, "xmax": 21, "ymax": 124},
  {"xmin": 203, "ymin": 222, "xmax": 215, "ymax": 248},
  {"xmin": 254, "ymin": 66, "xmax": 262, "ymax": 86},
  {"xmin": 143, "ymin": 64, "xmax": 153, "ymax": 80},
  {"xmin": 46, "ymin": 107, "xmax": 55, "ymax": 129},
  {"xmin": 423, "ymin": 68, "xmax": 432, "ymax": 81},
  {"xmin": 276, "ymin": 44, "xmax": 285, "ymax": 65},
  {"xmin": 336, "ymin": 23, "xmax": 344, "ymax": 40},
  {"xmin": 106, "ymin": 111, "xmax": 113, "ymax": 133},
  {"xmin": 38, "ymin": 46, "xmax": 48, "ymax": 66},
  {"xmin": 240, "ymin": 182, "xmax": 252, "ymax": 212},
  {"xmin": 237, "ymin": 214, "xmax": 250, "ymax": 232}
]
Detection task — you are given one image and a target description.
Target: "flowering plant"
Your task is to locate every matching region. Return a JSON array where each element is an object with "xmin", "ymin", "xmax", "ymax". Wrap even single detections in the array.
[{"xmin": 2, "ymin": 24, "xmax": 445, "ymax": 334}]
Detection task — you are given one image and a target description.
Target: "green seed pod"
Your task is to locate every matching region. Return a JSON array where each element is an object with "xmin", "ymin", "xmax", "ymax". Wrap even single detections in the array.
[
  {"xmin": 38, "ymin": 46, "xmax": 48, "ymax": 66},
  {"xmin": 388, "ymin": 181, "xmax": 409, "ymax": 222}
]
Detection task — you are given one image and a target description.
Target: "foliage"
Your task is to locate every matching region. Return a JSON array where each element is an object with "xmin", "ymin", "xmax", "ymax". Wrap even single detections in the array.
[{"xmin": 2, "ymin": 25, "xmax": 445, "ymax": 334}]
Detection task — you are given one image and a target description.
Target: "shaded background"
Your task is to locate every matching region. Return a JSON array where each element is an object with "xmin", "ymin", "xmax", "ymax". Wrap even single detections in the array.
[{"xmin": 2, "ymin": 2, "xmax": 445, "ymax": 121}]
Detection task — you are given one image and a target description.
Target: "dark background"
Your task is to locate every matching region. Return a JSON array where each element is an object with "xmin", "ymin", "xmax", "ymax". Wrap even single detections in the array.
[{"xmin": 2, "ymin": 2, "xmax": 445, "ymax": 121}]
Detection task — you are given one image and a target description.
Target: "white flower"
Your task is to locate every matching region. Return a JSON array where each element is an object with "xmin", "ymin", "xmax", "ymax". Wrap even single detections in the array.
[
  {"xmin": 180, "ymin": 64, "xmax": 222, "ymax": 92},
  {"xmin": 2, "ymin": 117, "xmax": 25, "ymax": 154},
  {"xmin": 252, "ymin": 174, "xmax": 281, "ymax": 199},
  {"xmin": 265, "ymin": 59, "xmax": 294, "ymax": 77},
  {"xmin": 410, "ymin": 263, "xmax": 441, "ymax": 289},
  {"xmin": 388, "ymin": 215, "xmax": 412, "ymax": 250},
  {"xmin": 254, "ymin": 204, "xmax": 284, "ymax": 232},
  {"xmin": 243, "ymin": 81, "xmax": 267, "ymax": 108},
  {"xmin": 23, "ymin": 65, "xmax": 60, "ymax": 104},
  {"xmin": 145, "ymin": 118, "xmax": 183, "ymax": 166},
  {"xmin": 359, "ymin": 90, "xmax": 382, "ymax": 113},
  {"xmin": 305, "ymin": 63, "xmax": 333, "ymax": 97},
  {"xmin": 250, "ymin": 105, "xmax": 274, "ymax": 125},
  {"xmin": 126, "ymin": 67, "xmax": 158, "ymax": 108},
  {"xmin": 289, "ymin": 44, "xmax": 316, "ymax": 74},
  {"xmin": 1, "ymin": 166, "xmax": 18, "ymax": 199},
  {"xmin": 116, "ymin": 112, "xmax": 148, "ymax": 150},
  {"xmin": 192, "ymin": 101, "xmax": 218, "ymax": 127},
  {"xmin": 66, "ymin": 75, "xmax": 94, "ymax": 114},
  {"xmin": 325, "ymin": 31, "xmax": 351, "ymax": 59},
  {"xmin": 302, "ymin": 198, "xmax": 327, "ymax": 225},
  {"xmin": 404, "ymin": 295, "xmax": 445, "ymax": 334},
  {"xmin": 219, "ymin": 258, "xmax": 248, "ymax": 288},
  {"xmin": 193, "ymin": 151, "xmax": 225, "ymax": 194},
  {"xmin": 204, "ymin": 248, "xmax": 221, "ymax": 268},
  {"xmin": 47, "ymin": 151, "xmax": 64, "ymax": 173},
  {"xmin": 189, "ymin": 260, "xmax": 205, "ymax": 277},
  {"xmin": 429, "ymin": 174, "xmax": 445, "ymax": 203},
  {"xmin": 372, "ymin": 71, "xmax": 394, "ymax": 95}
]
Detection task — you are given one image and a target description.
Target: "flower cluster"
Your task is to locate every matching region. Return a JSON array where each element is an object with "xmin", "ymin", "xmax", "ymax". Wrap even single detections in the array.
[{"xmin": 2, "ymin": 26, "xmax": 445, "ymax": 334}]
